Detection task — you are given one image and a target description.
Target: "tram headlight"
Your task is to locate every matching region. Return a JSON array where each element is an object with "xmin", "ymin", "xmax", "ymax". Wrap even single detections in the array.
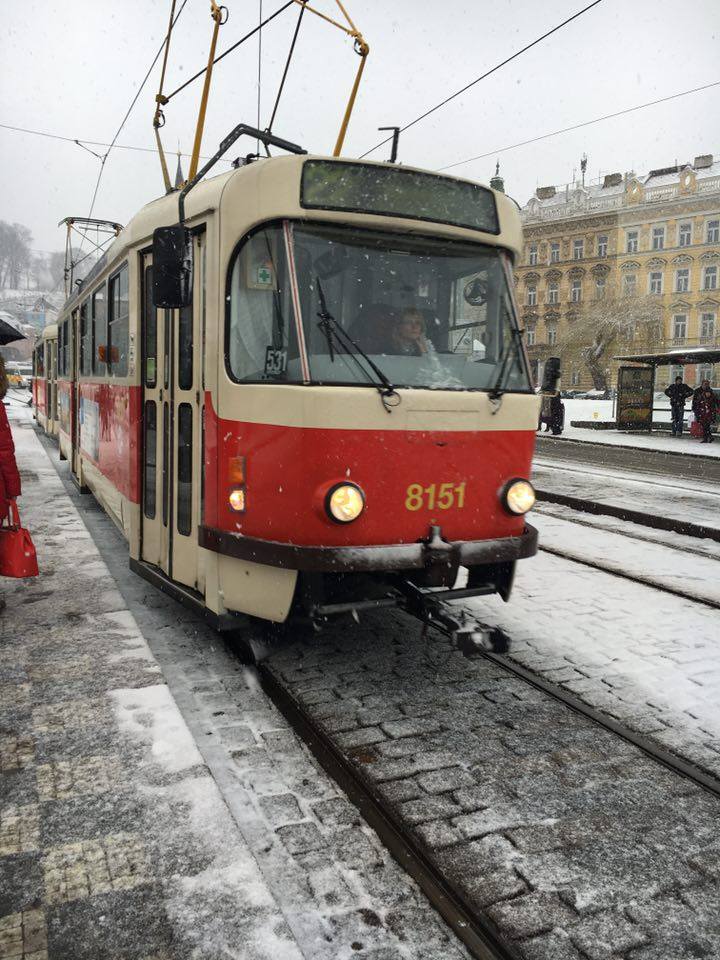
[
  {"xmin": 502, "ymin": 479, "xmax": 536, "ymax": 516},
  {"xmin": 325, "ymin": 483, "xmax": 365, "ymax": 524}
]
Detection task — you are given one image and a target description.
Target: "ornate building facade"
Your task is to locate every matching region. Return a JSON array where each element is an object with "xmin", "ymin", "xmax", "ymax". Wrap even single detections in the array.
[{"xmin": 516, "ymin": 154, "xmax": 720, "ymax": 390}]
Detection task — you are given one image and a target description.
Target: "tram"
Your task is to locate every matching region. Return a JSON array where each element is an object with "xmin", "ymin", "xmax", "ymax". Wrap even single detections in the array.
[
  {"xmin": 33, "ymin": 324, "xmax": 58, "ymax": 436},
  {"xmin": 38, "ymin": 133, "xmax": 540, "ymax": 636}
]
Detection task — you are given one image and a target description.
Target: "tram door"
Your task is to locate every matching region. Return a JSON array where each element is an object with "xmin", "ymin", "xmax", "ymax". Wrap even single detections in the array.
[
  {"xmin": 71, "ymin": 309, "xmax": 81, "ymax": 476},
  {"xmin": 140, "ymin": 234, "xmax": 204, "ymax": 592}
]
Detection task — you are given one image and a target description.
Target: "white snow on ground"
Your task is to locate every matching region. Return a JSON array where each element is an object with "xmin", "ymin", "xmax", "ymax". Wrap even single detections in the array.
[
  {"xmin": 557, "ymin": 398, "xmax": 720, "ymax": 458},
  {"xmin": 532, "ymin": 460, "xmax": 720, "ymax": 531},
  {"xmin": 111, "ymin": 685, "xmax": 206, "ymax": 774},
  {"xmin": 532, "ymin": 509, "xmax": 720, "ymax": 605}
]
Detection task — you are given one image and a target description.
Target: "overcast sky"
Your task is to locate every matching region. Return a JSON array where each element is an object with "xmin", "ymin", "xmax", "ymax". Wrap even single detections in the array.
[{"xmin": 2, "ymin": 0, "xmax": 718, "ymax": 254}]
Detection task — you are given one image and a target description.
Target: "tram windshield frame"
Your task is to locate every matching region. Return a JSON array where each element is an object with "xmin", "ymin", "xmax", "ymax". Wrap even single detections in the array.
[{"xmin": 225, "ymin": 220, "xmax": 532, "ymax": 394}]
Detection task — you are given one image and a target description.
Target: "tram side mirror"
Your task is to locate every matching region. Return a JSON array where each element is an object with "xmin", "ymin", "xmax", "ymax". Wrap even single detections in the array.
[
  {"xmin": 541, "ymin": 356, "xmax": 561, "ymax": 393},
  {"xmin": 153, "ymin": 225, "xmax": 192, "ymax": 309}
]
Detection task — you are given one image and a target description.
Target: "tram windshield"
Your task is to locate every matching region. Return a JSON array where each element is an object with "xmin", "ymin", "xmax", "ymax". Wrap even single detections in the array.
[{"xmin": 227, "ymin": 222, "xmax": 531, "ymax": 393}]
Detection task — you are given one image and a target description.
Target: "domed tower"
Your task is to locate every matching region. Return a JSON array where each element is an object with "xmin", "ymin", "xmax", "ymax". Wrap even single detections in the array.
[{"xmin": 490, "ymin": 161, "xmax": 505, "ymax": 194}]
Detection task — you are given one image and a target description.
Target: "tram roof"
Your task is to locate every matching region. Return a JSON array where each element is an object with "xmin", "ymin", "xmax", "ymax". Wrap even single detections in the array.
[
  {"xmin": 613, "ymin": 347, "xmax": 720, "ymax": 366},
  {"xmin": 60, "ymin": 154, "xmax": 521, "ymax": 314}
]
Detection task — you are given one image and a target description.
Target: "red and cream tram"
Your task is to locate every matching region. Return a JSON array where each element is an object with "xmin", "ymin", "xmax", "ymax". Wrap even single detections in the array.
[
  {"xmin": 33, "ymin": 324, "xmax": 58, "ymax": 437},
  {"xmin": 42, "ymin": 136, "xmax": 540, "ymax": 632}
]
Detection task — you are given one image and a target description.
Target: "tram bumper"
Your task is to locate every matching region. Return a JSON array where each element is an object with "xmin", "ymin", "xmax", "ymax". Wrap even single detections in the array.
[{"xmin": 200, "ymin": 522, "xmax": 537, "ymax": 602}]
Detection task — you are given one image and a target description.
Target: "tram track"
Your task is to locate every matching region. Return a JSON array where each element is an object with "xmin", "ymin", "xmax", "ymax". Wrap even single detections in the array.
[
  {"xmin": 258, "ymin": 611, "xmax": 720, "ymax": 960},
  {"xmin": 534, "ymin": 487, "xmax": 720, "ymax": 542},
  {"xmin": 262, "ymin": 664, "xmax": 519, "ymax": 960},
  {"xmin": 536, "ymin": 542, "xmax": 720, "ymax": 610}
]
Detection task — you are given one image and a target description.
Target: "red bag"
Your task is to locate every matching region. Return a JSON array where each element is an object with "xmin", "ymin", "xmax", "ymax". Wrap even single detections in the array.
[
  {"xmin": 0, "ymin": 502, "xmax": 39, "ymax": 578},
  {"xmin": 690, "ymin": 421, "xmax": 704, "ymax": 438}
]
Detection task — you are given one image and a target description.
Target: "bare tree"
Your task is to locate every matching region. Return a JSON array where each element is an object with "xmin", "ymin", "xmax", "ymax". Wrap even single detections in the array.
[
  {"xmin": 560, "ymin": 293, "xmax": 662, "ymax": 391},
  {"xmin": 0, "ymin": 221, "xmax": 34, "ymax": 290}
]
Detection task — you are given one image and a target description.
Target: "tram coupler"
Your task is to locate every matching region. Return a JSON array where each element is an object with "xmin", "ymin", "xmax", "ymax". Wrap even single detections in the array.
[{"xmin": 394, "ymin": 579, "xmax": 509, "ymax": 656}]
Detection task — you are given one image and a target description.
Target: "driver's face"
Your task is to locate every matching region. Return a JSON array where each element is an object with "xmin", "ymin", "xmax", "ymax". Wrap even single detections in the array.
[{"xmin": 397, "ymin": 315, "xmax": 423, "ymax": 341}]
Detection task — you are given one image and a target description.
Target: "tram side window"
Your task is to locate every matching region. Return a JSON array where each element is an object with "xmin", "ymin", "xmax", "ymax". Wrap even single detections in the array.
[
  {"xmin": 80, "ymin": 300, "xmax": 92, "ymax": 376},
  {"xmin": 227, "ymin": 226, "xmax": 299, "ymax": 382},
  {"xmin": 108, "ymin": 264, "xmax": 129, "ymax": 377},
  {"xmin": 177, "ymin": 403, "xmax": 193, "ymax": 536},
  {"xmin": 143, "ymin": 265, "xmax": 157, "ymax": 387},
  {"xmin": 92, "ymin": 286, "xmax": 106, "ymax": 374},
  {"xmin": 58, "ymin": 322, "xmax": 65, "ymax": 377},
  {"xmin": 35, "ymin": 344, "xmax": 44, "ymax": 377},
  {"xmin": 60, "ymin": 319, "xmax": 70, "ymax": 376}
]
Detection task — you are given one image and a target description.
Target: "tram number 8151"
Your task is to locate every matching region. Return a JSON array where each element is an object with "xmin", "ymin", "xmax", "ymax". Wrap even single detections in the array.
[{"xmin": 405, "ymin": 482, "xmax": 466, "ymax": 511}]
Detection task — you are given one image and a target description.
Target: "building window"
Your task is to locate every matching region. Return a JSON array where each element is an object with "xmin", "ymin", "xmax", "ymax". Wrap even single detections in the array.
[
  {"xmin": 678, "ymin": 222, "xmax": 692, "ymax": 247},
  {"xmin": 623, "ymin": 274, "xmax": 637, "ymax": 297},
  {"xmin": 675, "ymin": 268, "xmax": 690, "ymax": 293},
  {"xmin": 550, "ymin": 242, "xmax": 560, "ymax": 263},
  {"xmin": 571, "ymin": 369, "xmax": 580, "ymax": 386},
  {"xmin": 626, "ymin": 230, "xmax": 639, "ymax": 253},
  {"xmin": 701, "ymin": 313, "xmax": 716, "ymax": 340},
  {"xmin": 672, "ymin": 315, "xmax": 687, "ymax": 340},
  {"xmin": 652, "ymin": 226, "xmax": 665, "ymax": 250},
  {"xmin": 649, "ymin": 271, "xmax": 663, "ymax": 295},
  {"xmin": 573, "ymin": 239, "xmax": 584, "ymax": 260},
  {"xmin": 707, "ymin": 220, "xmax": 720, "ymax": 243},
  {"xmin": 529, "ymin": 244, "xmax": 538, "ymax": 266},
  {"xmin": 703, "ymin": 265, "xmax": 718, "ymax": 290},
  {"xmin": 571, "ymin": 279, "xmax": 582, "ymax": 302},
  {"xmin": 547, "ymin": 282, "xmax": 559, "ymax": 304},
  {"xmin": 526, "ymin": 326, "xmax": 536, "ymax": 346},
  {"xmin": 595, "ymin": 278, "xmax": 606, "ymax": 299},
  {"xmin": 527, "ymin": 285, "xmax": 537, "ymax": 306},
  {"xmin": 597, "ymin": 235, "xmax": 608, "ymax": 258},
  {"xmin": 547, "ymin": 325, "xmax": 557, "ymax": 346},
  {"xmin": 697, "ymin": 364, "xmax": 713, "ymax": 385}
]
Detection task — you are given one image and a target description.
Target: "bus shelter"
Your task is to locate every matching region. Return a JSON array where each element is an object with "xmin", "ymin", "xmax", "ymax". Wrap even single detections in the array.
[{"xmin": 612, "ymin": 346, "xmax": 720, "ymax": 431}]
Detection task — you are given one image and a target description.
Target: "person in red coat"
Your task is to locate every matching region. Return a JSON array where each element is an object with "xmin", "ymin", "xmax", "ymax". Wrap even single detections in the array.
[
  {"xmin": 692, "ymin": 379, "xmax": 719, "ymax": 444},
  {"xmin": 0, "ymin": 356, "xmax": 22, "ymax": 610}
]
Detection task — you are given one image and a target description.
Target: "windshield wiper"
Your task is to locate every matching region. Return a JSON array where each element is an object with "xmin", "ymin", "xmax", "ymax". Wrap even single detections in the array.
[
  {"xmin": 489, "ymin": 324, "xmax": 525, "ymax": 400},
  {"xmin": 316, "ymin": 278, "xmax": 399, "ymax": 413}
]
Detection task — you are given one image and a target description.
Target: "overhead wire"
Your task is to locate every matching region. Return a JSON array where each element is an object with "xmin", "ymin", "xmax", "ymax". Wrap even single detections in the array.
[
  {"xmin": 358, "ymin": 0, "xmax": 605, "ymax": 159},
  {"xmin": 164, "ymin": 0, "xmax": 295, "ymax": 102},
  {"xmin": 257, "ymin": 0, "xmax": 263, "ymax": 152},
  {"xmin": 83, "ymin": 0, "xmax": 191, "ymax": 228},
  {"xmin": 0, "ymin": 122, "xmax": 231, "ymax": 165},
  {"xmin": 436, "ymin": 80, "xmax": 720, "ymax": 172},
  {"xmin": 266, "ymin": 1, "xmax": 306, "ymax": 134}
]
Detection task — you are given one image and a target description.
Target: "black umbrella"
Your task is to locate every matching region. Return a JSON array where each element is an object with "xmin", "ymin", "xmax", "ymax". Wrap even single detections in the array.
[{"xmin": 0, "ymin": 315, "xmax": 26, "ymax": 346}]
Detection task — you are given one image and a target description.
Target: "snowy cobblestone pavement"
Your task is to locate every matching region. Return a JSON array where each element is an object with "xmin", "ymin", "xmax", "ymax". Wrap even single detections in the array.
[
  {"xmin": 1, "ymin": 407, "xmax": 472, "ymax": 959},
  {"xmin": 266, "ymin": 612, "xmax": 720, "ymax": 960},
  {"xmin": 474, "ymin": 550, "xmax": 720, "ymax": 779},
  {"xmin": 533, "ymin": 458, "xmax": 720, "ymax": 532}
]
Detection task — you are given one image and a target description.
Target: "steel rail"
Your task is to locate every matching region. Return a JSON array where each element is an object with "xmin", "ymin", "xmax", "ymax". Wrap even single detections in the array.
[
  {"xmin": 534, "ymin": 504, "xmax": 719, "ymax": 561},
  {"xmin": 535, "ymin": 488, "xmax": 720, "ymax": 542},
  {"xmin": 260, "ymin": 665, "xmax": 520, "ymax": 960},
  {"xmin": 480, "ymin": 648, "xmax": 720, "ymax": 800},
  {"xmin": 537, "ymin": 544, "xmax": 720, "ymax": 611}
]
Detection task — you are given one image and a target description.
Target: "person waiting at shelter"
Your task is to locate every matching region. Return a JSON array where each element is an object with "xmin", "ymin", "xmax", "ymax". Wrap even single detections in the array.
[
  {"xmin": 692, "ymin": 379, "xmax": 719, "ymax": 443},
  {"xmin": 664, "ymin": 375, "xmax": 694, "ymax": 436}
]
